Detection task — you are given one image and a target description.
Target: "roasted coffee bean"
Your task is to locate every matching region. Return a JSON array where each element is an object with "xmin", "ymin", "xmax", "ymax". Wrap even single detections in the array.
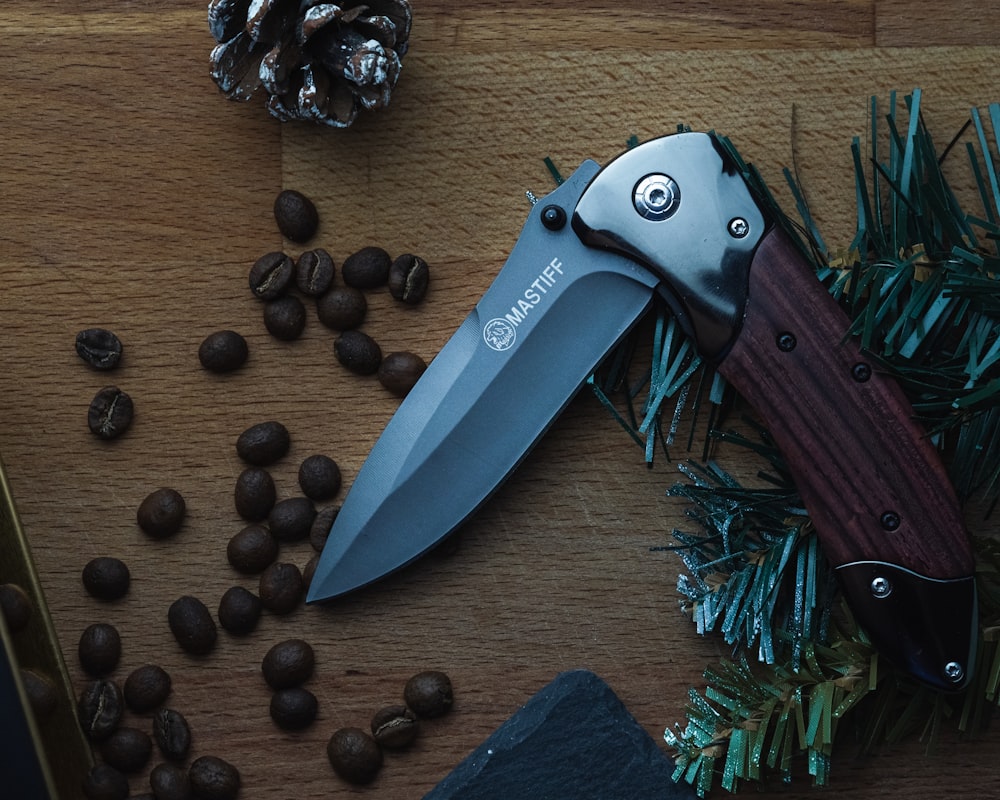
[
  {"xmin": 388, "ymin": 254, "xmax": 430, "ymax": 304},
  {"xmin": 218, "ymin": 585, "xmax": 263, "ymax": 635},
  {"xmin": 327, "ymin": 727, "xmax": 383, "ymax": 784},
  {"xmin": 258, "ymin": 562, "xmax": 304, "ymax": 614},
  {"xmin": 124, "ymin": 664, "xmax": 172, "ymax": 713},
  {"xmin": 149, "ymin": 762, "xmax": 190, "ymax": 800},
  {"xmin": 261, "ymin": 638, "xmax": 314, "ymax": 689},
  {"xmin": 233, "ymin": 467, "xmax": 277, "ymax": 521},
  {"xmin": 88, "ymin": 386, "xmax": 134, "ymax": 439},
  {"xmin": 371, "ymin": 704, "xmax": 419, "ymax": 749},
  {"xmin": 310, "ymin": 506, "xmax": 338, "ymax": 552},
  {"xmin": 249, "ymin": 251, "xmax": 294, "ymax": 300},
  {"xmin": 274, "ymin": 189, "xmax": 319, "ymax": 243},
  {"xmin": 0, "ymin": 582, "xmax": 33, "ymax": 632},
  {"xmin": 78, "ymin": 622, "xmax": 122, "ymax": 676},
  {"xmin": 298, "ymin": 454, "xmax": 341, "ymax": 501},
  {"xmin": 78, "ymin": 678, "xmax": 123, "ymax": 741},
  {"xmin": 236, "ymin": 420, "xmax": 290, "ymax": 466},
  {"xmin": 302, "ymin": 553, "xmax": 318, "ymax": 588},
  {"xmin": 316, "ymin": 286, "xmax": 367, "ymax": 330},
  {"xmin": 152, "ymin": 708, "xmax": 192, "ymax": 761},
  {"xmin": 168, "ymin": 595, "xmax": 217, "ymax": 655},
  {"xmin": 137, "ymin": 488, "xmax": 186, "ymax": 539},
  {"xmin": 82, "ymin": 763, "xmax": 129, "ymax": 800},
  {"xmin": 334, "ymin": 330, "xmax": 382, "ymax": 375},
  {"xmin": 264, "ymin": 294, "xmax": 307, "ymax": 341},
  {"xmin": 342, "ymin": 246, "xmax": 391, "ymax": 288},
  {"xmin": 296, "ymin": 248, "xmax": 335, "ymax": 296},
  {"xmin": 227, "ymin": 524, "xmax": 279, "ymax": 574},
  {"xmin": 198, "ymin": 330, "xmax": 249, "ymax": 373},
  {"xmin": 82, "ymin": 557, "xmax": 131, "ymax": 601},
  {"xmin": 21, "ymin": 668, "xmax": 58, "ymax": 717},
  {"xmin": 189, "ymin": 755, "xmax": 241, "ymax": 800},
  {"xmin": 76, "ymin": 328, "xmax": 124, "ymax": 371},
  {"xmin": 404, "ymin": 670, "xmax": 454, "ymax": 718},
  {"xmin": 101, "ymin": 726, "xmax": 153, "ymax": 773},
  {"xmin": 270, "ymin": 686, "xmax": 318, "ymax": 730},
  {"xmin": 268, "ymin": 496, "xmax": 317, "ymax": 541},
  {"xmin": 377, "ymin": 351, "xmax": 427, "ymax": 397}
]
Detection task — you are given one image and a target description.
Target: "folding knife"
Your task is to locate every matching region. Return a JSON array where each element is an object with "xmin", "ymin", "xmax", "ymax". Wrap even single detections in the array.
[{"xmin": 307, "ymin": 131, "xmax": 978, "ymax": 692}]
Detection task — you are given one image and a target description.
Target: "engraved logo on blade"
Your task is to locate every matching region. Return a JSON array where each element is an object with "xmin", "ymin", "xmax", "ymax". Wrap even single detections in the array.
[{"xmin": 483, "ymin": 318, "xmax": 516, "ymax": 351}]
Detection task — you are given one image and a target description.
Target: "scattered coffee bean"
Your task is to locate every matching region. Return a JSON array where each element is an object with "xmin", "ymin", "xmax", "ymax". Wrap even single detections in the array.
[
  {"xmin": 377, "ymin": 351, "xmax": 427, "ymax": 396},
  {"xmin": 82, "ymin": 557, "xmax": 131, "ymax": 602},
  {"xmin": 334, "ymin": 329, "xmax": 382, "ymax": 375},
  {"xmin": 404, "ymin": 670, "xmax": 454, "ymax": 718},
  {"xmin": 78, "ymin": 678, "xmax": 123, "ymax": 741},
  {"xmin": 189, "ymin": 755, "xmax": 241, "ymax": 800},
  {"xmin": 316, "ymin": 286, "xmax": 367, "ymax": 330},
  {"xmin": 388, "ymin": 254, "xmax": 430, "ymax": 304},
  {"xmin": 149, "ymin": 762, "xmax": 191, "ymax": 800},
  {"xmin": 227, "ymin": 524, "xmax": 279, "ymax": 574},
  {"xmin": 101, "ymin": 726, "xmax": 153, "ymax": 773},
  {"xmin": 21, "ymin": 668, "xmax": 58, "ymax": 717},
  {"xmin": 274, "ymin": 189, "xmax": 319, "ymax": 243},
  {"xmin": 268, "ymin": 496, "xmax": 317, "ymax": 542},
  {"xmin": 218, "ymin": 585, "xmax": 263, "ymax": 635},
  {"xmin": 302, "ymin": 553, "xmax": 318, "ymax": 588},
  {"xmin": 371, "ymin": 704, "xmax": 419, "ymax": 749},
  {"xmin": 264, "ymin": 294, "xmax": 307, "ymax": 341},
  {"xmin": 76, "ymin": 328, "xmax": 124, "ymax": 371},
  {"xmin": 233, "ymin": 467, "xmax": 277, "ymax": 522},
  {"xmin": 236, "ymin": 420, "xmax": 290, "ymax": 466},
  {"xmin": 296, "ymin": 248, "xmax": 336, "ymax": 296},
  {"xmin": 124, "ymin": 664, "xmax": 172, "ymax": 713},
  {"xmin": 88, "ymin": 386, "xmax": 134, "ymax": 440},
  {"xmin": 137, "ymin": 488, "xmax": 186, "ymax": 539},
  {"xmin": 82, "ymin": 762, "xmax": 129, "ymax": 800},
  {"xmin": 261, "ymin": 638, "xmax": 315, "ymax": 689},
  {"xmin": 152, "ymin": 708, "xmax": 192, "ymax": 761},
  {"xmin": 310, "ymin": 506, "xmax": 338, "ymax": 552},
  {"xmin": 298, "ymin": 454, "xmax": 341, "ymax": 501},
  {"xmin": 168, "ymin": 595, "xmax": 217, "ymax": 655},
  {"xmin": 198, "ymin": 330, "xmax": 249, "ymax": 373},
  {"xmin": 249, "ymin": 251, "xmax": 295, "ymax": 300},
  {"xmin": 0, "ymin": 582, "xmax": 33, "ymax": 632},
  {"xmin": 258, "ymin": 562, "xmax": 304, "ymax": 614},
  {"xmin": 342, "ymin": 246, "xmax": 391, "ymax": 289},
  {"xmin": 78, "ymin": 622, "xmax": 122, "ymax": 676},
  {"xmin": 269, "ymin": 687, "xmax": 319, "ymax": 731},
  {"xmin": 327, "ymin": 727, "xmax": 383, "ymax": 784}
]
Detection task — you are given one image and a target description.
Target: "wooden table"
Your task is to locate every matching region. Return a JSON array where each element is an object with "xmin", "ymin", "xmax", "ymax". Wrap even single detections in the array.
[{"xmin": 3, "ymin": 1, "xmax": 1000, "ymax": 797}]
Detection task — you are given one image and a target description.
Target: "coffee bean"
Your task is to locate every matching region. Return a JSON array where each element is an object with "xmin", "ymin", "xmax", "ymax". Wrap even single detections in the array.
[
  {"xmin": 218, "ymin": 585, "xmax": 263, "ymax": 635},
  {"xmin": 261, "ymin": 638, "xmax": 314, "ymax": 689},
  {"xmin": 249, "ymin": 251, "xmax": 294, "ymax": 300},
  {"xmin": 152, "ymin": 708, "xmax": 192, "ymax": 761},
  {"xmin": 236, "ymin": 420, "xmax": 290, "ymax": 466},
  {"xmin": 76, "ymin": 328, "xmax": 124, "ymax": 371},
  {"xmin": 137, "ymin": 488, "xmax": 186, "ymax": 539},
  {"xmin": 403, "ymin": 670, "xmax": 453, "ymax": 718},
  {"xmin": 268, "ymin": 496, "xmax": 317, "ymax": 542},
  {"xmin": 327, "ymin": 727, "xmax": 383, "ymax": 784},
  {"xmin": 168, "ymin": 595, "xmax": 217, "ymax": 655},
  {"xmin": 149, "ymin": 762, "xmax": 190, "ymax": 800},
  {"xmin": 82, "ymin": 557, "xmax": 131, "ymax": 602},
  {"xmin": 233, "ymin": 467, "xmax": 276, "ymax": 522},
  {"xmin": 388, "ymin": 254, "xmax": 430, "ymax": 304},
  {"xmin": 334, "ymin": 330, "xmax": 382, "ymax": 375},
  {"xmin": 310, "ymin": 506, "xmax": 338, "ymax": 552},
  {"xmin": 371, "ymin": 704, "xmax": 419, "ymax": 749},
  {"xmin": 21, "ymin": 668, "xmax": 58, "ymax": 717},
  {"xmin": 296, "ymin": 248, "xmax": 335, "ymax": 296},
  {"xmin": 227, "ymin": 524, "xmax": 279, "ymax": 574},
  {"xmin": 264, "ymin": 294, "xmax": 307, "ymax": 341},
  {"xmin": 342, "ymin": 246, "xmax": 391, "ymax": 289},
  {"xmin": 0, "ymin": 582, "xmax": 33, "ymax": 632},
  {"xmin": 88, "ymin": 386, "xmax": 134, "ymax": 439},
  {"xmin": 302, "ymin": 553, "xmax": 318, "ymax": 588},
  {"xmin": 198, "ymin": 330, "xmax": 249, "ymax": 373},
  {"xmin": 258, "ymin": 562, "xmax": 304, "ymax": 614},
  {"xmin": 189, "ymin": 755, "xmax": 241, "ymax": 800},
  {"xmin": 298, "ymin": 454, "xmax": 341, "ymax": 501},
  {"xmin": 270, "ymin": 687, "xmax": 319, "ymax": 731},
  {"xmin": 274, "ymin": 189, "xmax": 319, "ymax": 243},
  {"xmin": 82, "ymin": 763, "xmax": 129, "ymax": 800},
  {"xmin": 316, "ymin": 286, "xmax": 367, "ymax": 330},
  {"xmin": 78, "ymin": 622, "xmax": 122, "ymax": 676},
  {"xmin": 78, "ymin": 678, "xmax": 123, "ymax": 741},
  {"xmin": 377, "ymin": 351, "xmax": 427, "ymax": 397},
  {"xmin": 124, "ymin": 664, "xmax": 172, "ymax": 713},
  {"xmin": 101, "ymin": 726, "xmax": 153, "ymax": 773}
]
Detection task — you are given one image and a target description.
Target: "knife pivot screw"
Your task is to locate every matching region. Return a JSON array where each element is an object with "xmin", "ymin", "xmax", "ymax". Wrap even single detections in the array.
[
  {"xmin": 870, "ymin": 576, "xmax": 892, "ymax": 598},
  {"xmin": 727, "ymin": 217, "xmax": 750, "ymax": 238},
  {"xmin": 540, "ymin": 204, "xmax": 567, "ymax": 231},
  {"xmin": 851, "ymin": 362, "xmax": 872, "ymax": 382},
  {"xmin": 944, "ymin": 661, "xmax": 965, "ymax": 683},
  {"xmin": 880, "ymin": 510, "xmax": 901, "ymax": 531},
  {"xmin": 776, "ymin": 331, "xmax": 797, "ymax": 352},
  {"xmin": 633, "ymin": 174, "xmax": 680, "ymax": 221}
]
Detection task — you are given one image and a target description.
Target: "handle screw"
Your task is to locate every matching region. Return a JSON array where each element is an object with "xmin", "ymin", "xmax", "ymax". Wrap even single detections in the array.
[
  {"xmin": 851, "ymin": 362, "xmax": 872, "ymax": 382},
  {"xmin": 776, "ymin": 332, "xmax": 797, "ymax": 352},
  {"xmin": 880, "ymin": 511, "xmax": 901, "ymax": 531},
  {"xmin": 870, "ymin": 576, "xmax": 892, "ymax": 598},
  {"xmin": 728, "ymin": 217, "xmax": 750, "ymax": 238},
  {"xmin": 944, "ymin": 662, "xmax": 965, "ymax": 683}
]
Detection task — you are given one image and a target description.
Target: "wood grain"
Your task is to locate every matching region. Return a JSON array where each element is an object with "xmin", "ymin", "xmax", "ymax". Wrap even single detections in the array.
[{"xmin": 1, "ymin": 2, "xmax": 1000, "ymax": 798}]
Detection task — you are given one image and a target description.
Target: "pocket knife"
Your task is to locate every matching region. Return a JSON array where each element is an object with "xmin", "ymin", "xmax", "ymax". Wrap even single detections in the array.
[{"xmin": 307, "ymin": 131, "xmax": 978, "ymax": 692}]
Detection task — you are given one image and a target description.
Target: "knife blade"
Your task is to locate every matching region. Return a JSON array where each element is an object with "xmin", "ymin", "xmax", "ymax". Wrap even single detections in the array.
[{"xmin": 308, "ymin": 131, "xmax": 977, "ymax": 693}]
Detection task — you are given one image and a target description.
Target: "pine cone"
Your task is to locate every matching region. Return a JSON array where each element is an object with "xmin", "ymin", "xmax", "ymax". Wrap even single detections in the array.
[{"xmin": 208, "ymin": 0, "xmax": 412, "ymax": 128}]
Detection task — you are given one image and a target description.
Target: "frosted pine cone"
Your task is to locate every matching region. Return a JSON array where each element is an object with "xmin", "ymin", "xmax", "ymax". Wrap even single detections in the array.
[{"xmin": 208, "ymin": 0, "xmax": 412, "ymax": 128}]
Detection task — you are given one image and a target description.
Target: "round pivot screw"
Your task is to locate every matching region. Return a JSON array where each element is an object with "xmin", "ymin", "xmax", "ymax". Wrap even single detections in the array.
[
  {"xmin": 776, "ymin": 332, "xmax": 797, "ymax": 352},
  {"xmin": 540, "ymin": 204, "xmax": 566, "ymax": 231},
  {"xmin": 870, "ymin": 576, "xmax": 892, "ymax": 598},
  {"xmin": 880, "ymin": 511, "xmax": 901, "ymax": 531},
  {"xmin": 728, "ymin": 217, "xmax": 750, "ymax": 238},
  {"xmin": 633, "ymin": 174, "xmax": 680, "ymax": 221},
  {"xmin": 944, "ymin": 661, "xmax": 965, "ymax": 683}
]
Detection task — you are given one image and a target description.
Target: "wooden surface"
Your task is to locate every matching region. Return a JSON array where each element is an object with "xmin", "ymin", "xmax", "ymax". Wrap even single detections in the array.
[{"xmin": 3, "ymin": 1, "xmax": 1000, "ymax": 797}]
